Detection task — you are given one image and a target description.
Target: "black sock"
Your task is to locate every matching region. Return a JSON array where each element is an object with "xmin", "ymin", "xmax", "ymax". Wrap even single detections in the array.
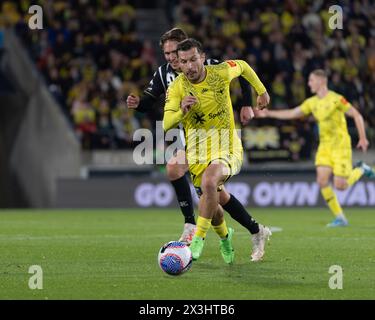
[
  {"xmin": 170, "ymin": 175, "xmax": 196, "ymax": 225},
  {"xmin": 223, "ymin": 194, "xmax": 259, "ymax": 234}
]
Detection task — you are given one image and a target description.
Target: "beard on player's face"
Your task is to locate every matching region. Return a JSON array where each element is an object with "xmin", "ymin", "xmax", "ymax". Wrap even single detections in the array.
[
  {"xmin": 179, "ymin": 50, "xmax": 205, "ymax": 83},
  {"xmin": 186, "ymin": 64, "xmax": 204, "ymax": 81}
]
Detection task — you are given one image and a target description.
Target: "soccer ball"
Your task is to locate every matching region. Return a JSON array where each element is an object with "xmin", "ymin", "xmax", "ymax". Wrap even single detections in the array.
[{"xmin": 158, "ymin": 241, "xmax": 192, "ymax": 276}]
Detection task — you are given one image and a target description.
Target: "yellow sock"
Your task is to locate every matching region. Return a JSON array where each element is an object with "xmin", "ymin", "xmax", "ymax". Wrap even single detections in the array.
[
  {"xmin": 347, "ymin": 167, "xmax": 364, "ymax": 186},
  {"xmin": 321, "ymin": 186, "xmax": 343, "ymax": 217},
  {"xmin": 195, "ymin": 216, "xmax": 212, "ymax": 239},
  {"xmin": 212, "ymin": 220, "xmax": 229, "ymax": 239}
]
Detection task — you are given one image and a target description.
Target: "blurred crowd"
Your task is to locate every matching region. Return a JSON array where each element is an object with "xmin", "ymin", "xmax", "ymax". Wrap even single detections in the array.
[
  {"xmin": 1, "ymin": 0, "xmax": 374, "ymax": 150},
  {"xmin": 168, "ymin": 0, "xmax": 375, "ymax": 145},
  {"xmin": 1, "ymin": 0, "xmax": 157, "ymax": 149}
]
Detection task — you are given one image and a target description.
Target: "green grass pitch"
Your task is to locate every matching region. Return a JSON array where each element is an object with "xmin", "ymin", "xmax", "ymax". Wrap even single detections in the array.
[{"xmin": 0, "ymin": 208, "xmax": 374, "ymax": 300}]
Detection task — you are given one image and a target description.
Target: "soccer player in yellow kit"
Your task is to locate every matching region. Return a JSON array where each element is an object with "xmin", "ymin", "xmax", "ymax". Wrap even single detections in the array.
[
  {"xmin": 163, "ymin": 38, "xmax": 272, "ymax": 263},
  {"xmin": 256, "ymin": 69, "xmax": 374, "ymax": 227}
]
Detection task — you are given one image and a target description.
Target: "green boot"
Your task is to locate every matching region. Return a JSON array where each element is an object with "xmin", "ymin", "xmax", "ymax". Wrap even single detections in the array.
[
  {"xmin": 220, "ymin": 228, "xmax": 235, "ymax": 264},
  {"xmin": 190, "ymin": 235, "xmax": 205, "ymax": 261}
]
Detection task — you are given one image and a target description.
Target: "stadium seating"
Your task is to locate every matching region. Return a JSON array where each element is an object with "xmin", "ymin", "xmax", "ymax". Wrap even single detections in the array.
[{"xmin": 1, "ymin": 0, "xmax": 374, "ymax": 152}]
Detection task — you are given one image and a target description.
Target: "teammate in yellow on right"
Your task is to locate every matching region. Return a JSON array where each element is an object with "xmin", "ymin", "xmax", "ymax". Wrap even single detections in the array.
[{"xmin": 256, "ymin": 69, "xmax": 374, "ymax": 227}]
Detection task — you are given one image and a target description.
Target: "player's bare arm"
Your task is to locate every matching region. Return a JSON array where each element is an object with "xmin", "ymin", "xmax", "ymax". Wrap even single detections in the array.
[
  {"xmin": 255, "ymin": 106, "xmax": 304, "ymax": 120},
  {"xmin": 345, "ymin": 106, "xmax": 369, "ymax": 152}
]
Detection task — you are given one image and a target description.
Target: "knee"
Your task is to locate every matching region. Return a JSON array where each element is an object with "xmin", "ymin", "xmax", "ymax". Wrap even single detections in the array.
[
  {"xmin": 212, "ymin": 206, "xmax": 224, "ymax": 225},
  {"xmin": 166, "ymin": 161, "xmax": 186, "ymax": 181},
  {"xmin": 218, "ymin": 191, "xmax": 231, "ymax": 206},
  {"xmin": 317, "ymin": 176, "xmax": 329, "ymax": 189},
  {"xmin": 201, "ymin": 176, "xmax": 218, "ymax": 194},
  {"xmin": 334, "ymin": 180, "xmax": 348, "ymax": 191}
]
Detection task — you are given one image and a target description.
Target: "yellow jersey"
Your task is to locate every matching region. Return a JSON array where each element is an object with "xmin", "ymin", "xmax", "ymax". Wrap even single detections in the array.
[
  {"xmin": 163, "ymin": 60, "xmax": 266, "ymax": 165},
  {"xmin": 300, "ymin": 90, "xmax": 352, "ymax": 147}
]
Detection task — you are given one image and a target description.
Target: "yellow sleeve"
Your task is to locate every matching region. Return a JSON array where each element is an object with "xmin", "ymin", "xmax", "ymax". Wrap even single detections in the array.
[
  {"xmin": 225, "ymin": 60, "xmax": 267, "ymax": 95},
  {"xmin": 163, "ymin": 81, "xmax": 184, "ymax": 131},
  {"xmin": 300, "ymin": 98, "xmax": 312, "ymax": 115},
  {"xmin": 336, "ymin": 95, "xmax": 351, "ymax": 113}
]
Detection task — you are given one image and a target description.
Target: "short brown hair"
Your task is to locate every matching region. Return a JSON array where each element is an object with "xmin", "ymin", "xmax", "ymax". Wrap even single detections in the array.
[
  {"xmin": 159, "ymin": 28, "xmax": 188, "ymax": 48},
  {"xmin": 311, "ymin": 69, "xmax": 328, "ymax": 79},
  {"xmin": 177, "ymin": 38, "xmax": 204, "ymax": 54}
]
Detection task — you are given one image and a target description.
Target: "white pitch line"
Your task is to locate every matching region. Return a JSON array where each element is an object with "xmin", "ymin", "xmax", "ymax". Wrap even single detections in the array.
[{"xmin": 269, "ymin": 226, "xmax": 283, "ymax": 232}]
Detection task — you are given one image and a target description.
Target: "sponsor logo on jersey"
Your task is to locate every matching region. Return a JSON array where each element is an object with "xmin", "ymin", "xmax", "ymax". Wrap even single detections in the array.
[
  {"xmin": 208, "ymin": 110, "xmax": 225, "ymax": 119},
  {"xmin": 227, "ymin": 60, "xmax": 237, "ymax": 67}
]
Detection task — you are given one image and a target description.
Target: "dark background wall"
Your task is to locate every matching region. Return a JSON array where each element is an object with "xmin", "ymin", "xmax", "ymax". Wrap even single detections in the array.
[
  {"xmin": 0, "ymin": 30, "xmax": 81, "ymax": 208},
  {"xmin": 0, "ymin": 52, "xmax": 28, "ymax": 207}
]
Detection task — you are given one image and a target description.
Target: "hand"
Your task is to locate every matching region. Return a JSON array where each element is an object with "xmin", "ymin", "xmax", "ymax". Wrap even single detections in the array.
[
  {"xmin": 357, "ymin": 138, "xmax": 369, "ymax": 152},
  {"xmin": 181, "ymin": 96, "xmax": 197, "ymax": 114},
  {"xmin": 126, "ymin": 94, "xmax": 140, "ymax": 109},
  {"xmin": 256, "ymin": 91, "xmax": 270, "ymax": 110},
  {"xmin": 240, "ymin": 106, "xmax": 254, "ymax": 125},
  {"xmin": 253, "ymin": 108, "xmax": 269, "ymax": 118}
]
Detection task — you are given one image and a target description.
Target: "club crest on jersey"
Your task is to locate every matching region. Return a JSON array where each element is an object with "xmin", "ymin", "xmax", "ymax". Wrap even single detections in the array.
[
  {"xmin": 340, "ymin": 97, "xmax": 348, "ymax": 105},
  {"xmin": 226, "ymin": 60, "xmax": 237, "ymax": 67}
]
